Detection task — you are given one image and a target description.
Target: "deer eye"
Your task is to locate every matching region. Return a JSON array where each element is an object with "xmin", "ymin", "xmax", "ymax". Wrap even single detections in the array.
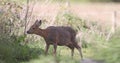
[{"xmin": 33, "ymin": 28, "xmax": 35, "ymax": 29}]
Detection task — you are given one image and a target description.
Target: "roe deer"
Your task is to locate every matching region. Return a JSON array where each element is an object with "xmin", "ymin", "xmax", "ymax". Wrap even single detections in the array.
[{"xmin": 27, "ymin": 20, "xmax": 83, "ymax": 59}]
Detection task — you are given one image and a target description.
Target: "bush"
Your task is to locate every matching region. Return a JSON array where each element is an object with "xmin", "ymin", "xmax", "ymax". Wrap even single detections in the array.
[
  {"xmin": 0, "ymin": 1, "xmax": 44, "ymax": 63},
  {"xmin": 0, "ymin": 34, "xmax": 44, "ymax": 63},
  {"xmin": 55, "ymin": 11, "xmax": 90, "ymax": 31}
]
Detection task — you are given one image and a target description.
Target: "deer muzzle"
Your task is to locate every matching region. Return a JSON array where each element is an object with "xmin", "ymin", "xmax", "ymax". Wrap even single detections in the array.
[{"xmin": 27, "ymin": 31, "xmax": 30, "ymax": 34}]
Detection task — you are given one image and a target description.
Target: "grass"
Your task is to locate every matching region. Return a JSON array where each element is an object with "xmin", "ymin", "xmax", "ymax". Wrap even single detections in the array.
[
  {"xmin": 20, "ymin": 40, "xmax": 95, "ymax": 63},
  {"xmin": 21, "ymin": 48, "xmax": 82, "ymax": 63}
]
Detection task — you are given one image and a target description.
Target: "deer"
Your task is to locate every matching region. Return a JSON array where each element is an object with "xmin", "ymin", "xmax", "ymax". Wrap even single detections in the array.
[{"xmin": 27, "ymin": 19, "xmax": 83, "ymax": 59}]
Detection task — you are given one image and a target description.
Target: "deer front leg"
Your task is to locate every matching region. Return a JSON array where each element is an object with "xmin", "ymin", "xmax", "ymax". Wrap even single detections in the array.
[
  {"xmin": 45, "ymin": 43, "xmax": 50, "ymax": 55},
  {"xmin": 53, "ymin": 44, "xmax": 57, "ymax": 56},
  {"xmin": 71, "ymin": 48, "xmax": 74, "ymax": 58},
  {"xmin": 53, "ymin": 35, "xmax": 58, "ymax": 56}
]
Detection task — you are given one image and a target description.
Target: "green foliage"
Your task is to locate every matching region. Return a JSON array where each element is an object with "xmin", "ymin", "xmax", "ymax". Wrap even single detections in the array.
[
  {"xmin": 55, "ymin": 11, "xmax": 89, "ymax": 31},
  {"xmin": 91, "ymin": 30, "xmax": 120, "ymax": 63},
  {"xmin": 0, "ymin": 1, "xmax": 44, "ymax": 63},
  {"xmin": 0, "ymin": 34, "xmax": 44, "ymax": 63}
]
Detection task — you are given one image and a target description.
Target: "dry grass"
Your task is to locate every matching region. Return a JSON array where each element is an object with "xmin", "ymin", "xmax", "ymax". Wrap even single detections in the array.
[{"xmin": 30, "ymin": 3, "xmax": 120, "ymax": 27}]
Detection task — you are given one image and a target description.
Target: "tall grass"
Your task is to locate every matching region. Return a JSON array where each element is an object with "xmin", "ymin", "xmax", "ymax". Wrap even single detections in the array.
[{"xmin": 90, "ymin": 29, "xmax": 120, "ymax": 63}]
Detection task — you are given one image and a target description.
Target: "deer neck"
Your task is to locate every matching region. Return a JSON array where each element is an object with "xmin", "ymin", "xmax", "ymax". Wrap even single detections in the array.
[{"xmin": 35, "ymin": 28, "xmax": 47, "ymax": 38}]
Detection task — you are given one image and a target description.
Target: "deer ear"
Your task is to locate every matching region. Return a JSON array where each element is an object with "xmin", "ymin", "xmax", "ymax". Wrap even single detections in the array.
[
  {"xmin": 34, "ymin": 19, "xmax": 42, "ymax": 26},
  {"xmin": 39, "ymin": 20, "xmax": 42, "ymax": 25},
  {"xmin": 35, "ymin": 19, "xmax": 39, "ymax": 24}
]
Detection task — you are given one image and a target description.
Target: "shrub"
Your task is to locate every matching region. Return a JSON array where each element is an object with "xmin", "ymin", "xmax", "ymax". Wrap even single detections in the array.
[
  {"xmin": 0, "ymin": 1, "xmax": 44, "ymax": 63},
  {"xmin": 0, "ymin": 34, "xmax": 44, "ymax": 63}
]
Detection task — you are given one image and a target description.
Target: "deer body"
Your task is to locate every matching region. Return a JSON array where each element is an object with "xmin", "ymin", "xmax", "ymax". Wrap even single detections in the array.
[
  {"xmin": 45, "ymin": 26, "xmax": 74, "ymax": 45},
  {"xmin": 27, "ymin": 20, "xmax": 83, "ymax": 59}
]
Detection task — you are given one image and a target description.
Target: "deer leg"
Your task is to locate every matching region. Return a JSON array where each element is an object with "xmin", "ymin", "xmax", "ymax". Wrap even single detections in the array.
[
  {"xmin": 68, "ymin": 45, "xmax": 74, "ymax": 58},
  {"xmin": 71, "ymin": 47, "xmax": 74, "ymax": 58},
  {"xmin": 45, "ymin": 44, "xmax": 50, "ymax": 55},
  {"xmin": 53, "ymin": 44, "xmax": 57, "ymax": 56},
  {"xmin": 75, "ymin": 44, "xmax": 83, "ymax": 59}
]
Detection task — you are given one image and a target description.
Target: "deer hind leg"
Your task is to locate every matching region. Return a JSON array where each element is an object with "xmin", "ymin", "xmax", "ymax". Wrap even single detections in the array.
[{"xmin": 74, "ymin": 44, "xmax": 83, "ymax": 59}]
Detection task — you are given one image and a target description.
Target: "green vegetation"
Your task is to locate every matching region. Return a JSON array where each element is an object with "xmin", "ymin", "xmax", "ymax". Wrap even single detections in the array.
[
  {"xmin": 92, "ymin": 30, "xmax": 120, "ymax": 63},
  {"xmin": 0, "ymin": 35, "xmax": 43, "ymax": 63},
  {"xmin": 0, "ymin": 1, "xmax": 43, "ymax": 63},
  {"xmin": 0, "ymin": 0, "xmax": 120, "ymax": 63}
]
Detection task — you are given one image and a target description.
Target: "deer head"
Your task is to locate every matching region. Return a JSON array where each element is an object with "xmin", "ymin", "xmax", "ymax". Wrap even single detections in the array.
[{"xmin": 27, "ymin": 20, "xmax": 42, "ymax": 34}]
